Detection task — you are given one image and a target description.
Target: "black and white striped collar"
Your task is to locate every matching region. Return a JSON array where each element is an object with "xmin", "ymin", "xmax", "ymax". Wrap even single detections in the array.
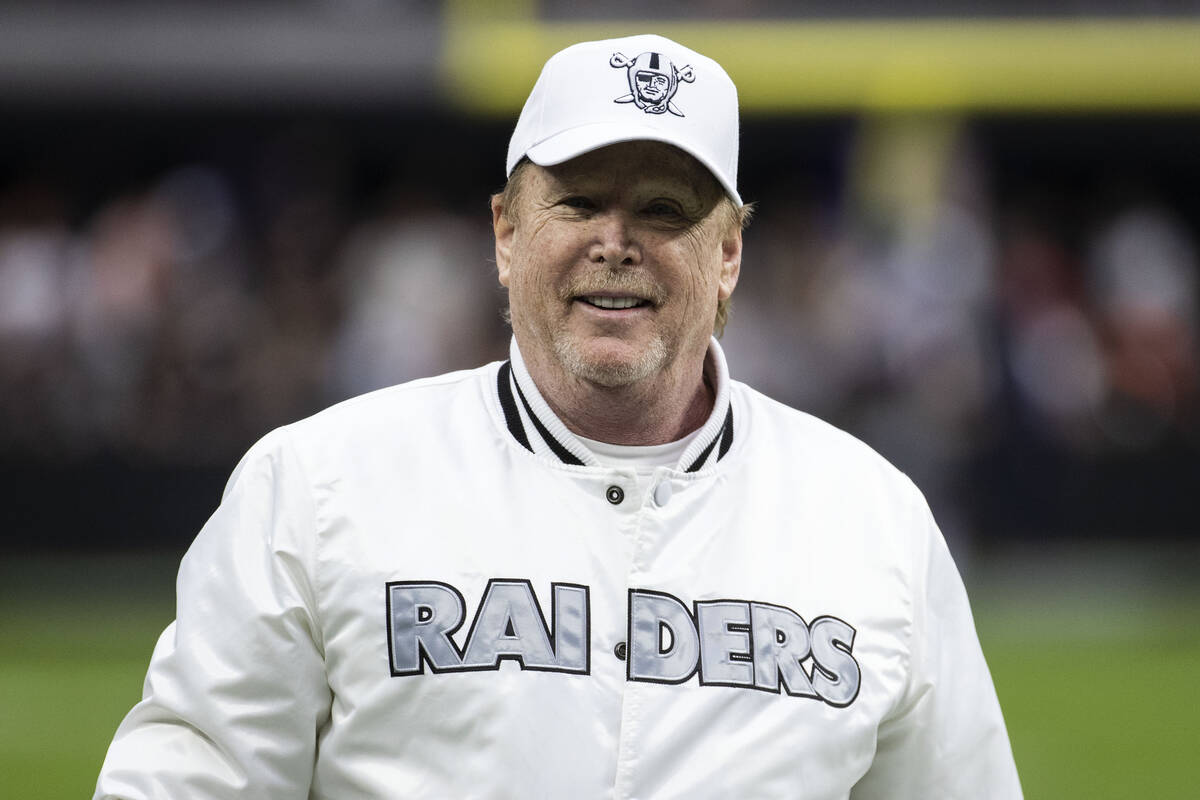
[{"xmin": 495, "ymin": 337, "xmax": 735, "ymax": 473}]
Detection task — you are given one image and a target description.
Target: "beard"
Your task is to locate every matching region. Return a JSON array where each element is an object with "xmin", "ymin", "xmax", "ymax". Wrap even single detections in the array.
[{"xmin": 551, "ymin": 325, "xmax": 671, "ymax": 387}]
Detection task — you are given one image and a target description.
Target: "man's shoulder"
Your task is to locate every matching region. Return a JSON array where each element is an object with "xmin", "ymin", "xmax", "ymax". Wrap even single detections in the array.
[
  {"xmin": 233, "ymin": 363, "xmax": 500, "ymax": 477},
  {"xmin": 298, "ymin": 364, "xmax": 495, "ymax": 435},
  {"xmin": 731, "ymin": 381, "xmax": 915, "ymax": 489}
]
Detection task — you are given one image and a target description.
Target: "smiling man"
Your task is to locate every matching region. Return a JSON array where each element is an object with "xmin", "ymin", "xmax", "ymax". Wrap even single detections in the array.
[
  {"xmin": 96, "ymin": 35, "xmax": 1021, "ymax": 799},
  {"xmin": 495, "ymin": 140, "xmax": 740, "ymax": 444}
]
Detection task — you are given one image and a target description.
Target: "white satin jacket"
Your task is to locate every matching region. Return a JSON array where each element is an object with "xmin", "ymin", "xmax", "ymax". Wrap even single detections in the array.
[{"xmin": 95, "ymin": 338, "xmax": 1021, "ymax": 799}]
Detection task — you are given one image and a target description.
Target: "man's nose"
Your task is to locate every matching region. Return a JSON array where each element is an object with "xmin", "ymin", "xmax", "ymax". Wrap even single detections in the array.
[{"xmin": 588, "ymin": 211, "xmax": 641, "ymax": 267}]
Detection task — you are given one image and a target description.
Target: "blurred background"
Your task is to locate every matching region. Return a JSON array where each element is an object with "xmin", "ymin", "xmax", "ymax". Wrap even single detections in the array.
[{"xmin": 1, "ymin": 1, "xmax": 1198, "ymax": 797}]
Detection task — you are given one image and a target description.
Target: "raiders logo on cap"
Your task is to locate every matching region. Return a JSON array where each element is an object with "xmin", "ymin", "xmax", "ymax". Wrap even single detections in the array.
[{"xmin": 610, "ymin": 50, "xmax": 696, "ymax": 117}]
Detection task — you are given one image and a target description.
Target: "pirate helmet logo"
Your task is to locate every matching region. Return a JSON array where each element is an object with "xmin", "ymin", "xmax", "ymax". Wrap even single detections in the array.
[{"xmin": 610, "ymin": 50, "xmax": 695, "ymax": 116}]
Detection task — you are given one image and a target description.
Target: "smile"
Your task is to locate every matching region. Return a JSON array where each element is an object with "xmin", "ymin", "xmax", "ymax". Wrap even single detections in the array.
[{"xmin": 579, "ymin": 296, "xmax": 650, "ymax": 310}]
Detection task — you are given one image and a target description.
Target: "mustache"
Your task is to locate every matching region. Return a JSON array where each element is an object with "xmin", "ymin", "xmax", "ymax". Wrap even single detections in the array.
[{"xmin": 561, "ymin": 269, "xmax": 667, "ymax": 306}]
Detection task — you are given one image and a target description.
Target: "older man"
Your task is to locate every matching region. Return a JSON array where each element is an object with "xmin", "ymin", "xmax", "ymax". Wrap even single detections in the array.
[{"xmin": 96, "ymin": 35, "xmax": 1021, "ymax": 799}]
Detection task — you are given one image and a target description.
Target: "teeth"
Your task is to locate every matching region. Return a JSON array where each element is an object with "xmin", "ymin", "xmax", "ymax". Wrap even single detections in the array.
[{"xmin": 584, "ymin": 296, "xmax": 644, "ymax": 310}]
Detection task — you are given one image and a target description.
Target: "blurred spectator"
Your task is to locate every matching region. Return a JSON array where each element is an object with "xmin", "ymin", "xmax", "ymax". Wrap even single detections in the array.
[
  {"xmin": 998, "ymin": 215, "xmax": 1106, "ymax": 449},
  {"xmin": 0, "ymin": 181, "xmax": 77, "ymax": 454},
  {"xmin": 72, "ymin": 188, "xmax": 175, "ymax": 451},
  {"xmin": 1, "ymin": 112, "xmax": 1197, "ymax": 547},
  {"xmin": 1088, "ymin": 207, "xmax": 1199, "ymax": 447},
  {"xmin": 134, "ymin": 165, "xmax": 257, "ymax": 464},
  {"xmin": 328, "ymin": 195, "xmax": 499, "ymax": 399}
]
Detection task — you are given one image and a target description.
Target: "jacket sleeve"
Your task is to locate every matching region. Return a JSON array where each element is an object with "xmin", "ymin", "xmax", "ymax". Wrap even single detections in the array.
[
  {"xmin": 94, "ymin": 429, "xmax": 331, "ymax": 799},
  {"xmin": 851, "ymin": 495, "xmax": 1023, "ymax": 800}
]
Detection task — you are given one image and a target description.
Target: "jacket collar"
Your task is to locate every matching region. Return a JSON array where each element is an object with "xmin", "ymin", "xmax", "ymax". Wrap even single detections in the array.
[{"xmin": 495, "ymin": 337, "xmax": 734, "ymax": 473}]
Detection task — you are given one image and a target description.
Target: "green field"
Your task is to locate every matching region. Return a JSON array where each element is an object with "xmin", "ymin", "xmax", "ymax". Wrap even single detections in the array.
[
  {"xmin": 969, "ymin": 545, "xmax": 1200, "ymax": 799},
  {"xmin": 3, "ymin": 548, "xmax": 1197, "ymax": 798}
]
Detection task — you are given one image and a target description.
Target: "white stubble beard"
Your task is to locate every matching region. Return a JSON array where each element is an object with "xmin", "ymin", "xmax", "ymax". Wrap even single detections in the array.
[{"xmin": 551, "ymin": 325, "xmax": 671, "ymax": 388}]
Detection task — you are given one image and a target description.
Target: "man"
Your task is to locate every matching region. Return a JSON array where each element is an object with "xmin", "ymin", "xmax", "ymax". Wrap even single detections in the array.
[{"xmin": 96, "ymin": 35, "xmax": 1021, "ymax": 798}]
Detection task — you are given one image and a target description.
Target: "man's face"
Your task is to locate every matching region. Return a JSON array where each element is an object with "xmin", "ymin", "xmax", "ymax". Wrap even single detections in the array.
[
  {"xmin": 494, "ymin": 141, "xmax": 741, "ymax": 389},
  {"xmin": 635, "ymin": 71, "xmax": 670, "ymax": 103}
]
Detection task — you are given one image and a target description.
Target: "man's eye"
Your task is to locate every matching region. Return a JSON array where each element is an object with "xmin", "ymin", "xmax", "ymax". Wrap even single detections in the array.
[
  {"xmin": 560, "ymin": 196, "xmax": 595, "ymax": 210},
  {"xmin": 645, "ymin": 201, "xmax": 684, "ymax": 218}
]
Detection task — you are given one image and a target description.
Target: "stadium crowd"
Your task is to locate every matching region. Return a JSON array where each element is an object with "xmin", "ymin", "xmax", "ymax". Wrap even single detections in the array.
[{"xmin": 1, "ymin": 115, "xmax": 1196, "ymax": 547}]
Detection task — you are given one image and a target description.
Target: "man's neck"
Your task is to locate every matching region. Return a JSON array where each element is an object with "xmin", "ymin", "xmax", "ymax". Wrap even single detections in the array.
[{"xmin": 518, "ymin": 343, "xmax": 715, "ymax": 446}]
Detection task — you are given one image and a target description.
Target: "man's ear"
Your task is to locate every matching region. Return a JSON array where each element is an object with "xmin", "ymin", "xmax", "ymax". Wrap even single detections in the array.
[
  {"xmin": 717, "ymin": 227, "xmax": 742, "ymax": 301},
  {"xmin": 492, "ymin": 194, "xmax": 514, "ymax": 287}
]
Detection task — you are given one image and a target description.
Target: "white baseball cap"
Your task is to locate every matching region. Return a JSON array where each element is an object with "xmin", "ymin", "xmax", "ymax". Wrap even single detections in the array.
[{"xmin": 506, "ymin": 34, "xmax": 742, "ymax": 206}]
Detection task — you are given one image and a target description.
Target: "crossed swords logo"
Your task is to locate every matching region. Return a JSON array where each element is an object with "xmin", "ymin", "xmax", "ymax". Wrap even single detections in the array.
[{"xmin": 610, "ymin": 50, "xmax": 696, "ymax": 117}]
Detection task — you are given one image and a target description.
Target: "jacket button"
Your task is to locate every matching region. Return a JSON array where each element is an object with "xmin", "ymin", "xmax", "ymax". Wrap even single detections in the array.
[
  {"xmin": 605, "ymin": 485, "xmax": 624, "ymax": 505},
  {"xmin": 653, "ymin": 482, "xmax": 672, "ymax": 507}
]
